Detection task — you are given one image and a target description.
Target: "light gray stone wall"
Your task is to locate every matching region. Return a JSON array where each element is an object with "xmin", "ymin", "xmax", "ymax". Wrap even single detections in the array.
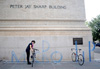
[
  {"xmin": 0, "ymin": 0, "xmax": 85, "ymax": 20},
  {"xmin": 0, "ymin": 0, "xmax": 93, "ymax": 62}
]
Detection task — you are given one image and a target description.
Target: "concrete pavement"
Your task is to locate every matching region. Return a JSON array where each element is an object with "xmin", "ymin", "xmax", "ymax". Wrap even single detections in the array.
[{"xmin": 0, "ymin": 61, "xmax": 100, "ymax": 69}]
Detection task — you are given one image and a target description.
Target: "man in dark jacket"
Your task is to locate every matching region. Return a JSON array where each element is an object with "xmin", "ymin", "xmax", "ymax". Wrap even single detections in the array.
[{"xmin": 26, "ymin": 40, "xmax": 35, "ymax": 65}]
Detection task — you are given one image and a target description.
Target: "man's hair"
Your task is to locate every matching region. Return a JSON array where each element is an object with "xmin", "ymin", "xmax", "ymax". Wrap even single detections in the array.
[{"xmin": 31, "ymin": 40, "xmax": 35, "ymax": 43}]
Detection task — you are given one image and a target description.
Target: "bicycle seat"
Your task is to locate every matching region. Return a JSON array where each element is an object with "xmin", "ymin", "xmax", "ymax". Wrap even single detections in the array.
[
  {"xmin": 71, "ymin": 48, "xmax": 75, "ymax": 51},
  {"xmin": 78, "ymin": 49, "xmax": 82, "ymax": 51}
]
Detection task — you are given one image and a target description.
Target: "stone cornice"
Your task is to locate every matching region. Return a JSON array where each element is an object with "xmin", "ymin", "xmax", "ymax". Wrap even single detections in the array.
[
  {"xmin": 0, "ymin": 19, "xmax": 86, "ymax": 22},
  {"xmin": 0, "ymin": 27, "xmax": 91, "ymax": 31}
]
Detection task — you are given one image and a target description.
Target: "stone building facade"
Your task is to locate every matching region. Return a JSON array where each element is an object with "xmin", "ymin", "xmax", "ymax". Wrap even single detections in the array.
[{"xmin": 0, "ymin": 0, "xmax": 93, "ymax": 62}]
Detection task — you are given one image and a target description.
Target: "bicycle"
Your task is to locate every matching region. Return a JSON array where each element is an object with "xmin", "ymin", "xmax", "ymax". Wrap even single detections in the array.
[
  {"xmin": 71, "ymin": 48, "xmax": 84, "ymax": 66},
  {"xmin": 31, "ymin": 48, "xmax": 39, "ymax": 67}
]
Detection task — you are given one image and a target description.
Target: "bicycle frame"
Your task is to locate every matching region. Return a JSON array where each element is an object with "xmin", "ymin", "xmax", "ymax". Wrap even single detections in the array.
[
  {"xmin": 71, "ymin": 48, "xmax": 84, "ymax": 66},
  {"xmin": 31, "ymin": 48, "xmax": 39, "ymax": 67}
]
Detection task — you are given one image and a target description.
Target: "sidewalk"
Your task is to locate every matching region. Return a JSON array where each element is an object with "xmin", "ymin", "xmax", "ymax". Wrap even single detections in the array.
[{"xmin": 0, "ymin": 61, "xmax": 100, "ymax": 69}]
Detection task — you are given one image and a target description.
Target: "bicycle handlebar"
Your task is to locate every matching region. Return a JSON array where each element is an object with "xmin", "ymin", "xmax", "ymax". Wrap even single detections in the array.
[
  {"xmin": 32, "ymin": 48, "xmax": 39, "ymax": 53},
  {"xmin": 71, "ymin": 48, "xmax": 82, "ymax": 51},
  {"xmin": 33, "ymin": 48, "xmax": 39, "ymax": 51}
]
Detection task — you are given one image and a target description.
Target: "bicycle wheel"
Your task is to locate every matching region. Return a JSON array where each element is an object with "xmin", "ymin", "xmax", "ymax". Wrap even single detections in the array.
[
  {"xmin": 71, "ymin": 52, "xmax": 76, "ymax": 62},
  {"xmin": 78, "ymin": 54, "xmax": 84, "ymax": 66},
  {"xmin": 32, "ymin": 57, "xmax": 34, "ymax": 67}
]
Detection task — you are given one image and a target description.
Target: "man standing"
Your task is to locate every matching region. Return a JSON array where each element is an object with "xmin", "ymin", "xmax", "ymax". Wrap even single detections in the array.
[{"xmin": 26, "ymin": 40, "xmax": 35, "ymax": 65}]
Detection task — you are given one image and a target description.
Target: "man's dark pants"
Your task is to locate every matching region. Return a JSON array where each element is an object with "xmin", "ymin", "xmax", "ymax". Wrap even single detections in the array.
[{"xmin": 26, "ymin": 51, "xmax": 30, "ymax": 63}]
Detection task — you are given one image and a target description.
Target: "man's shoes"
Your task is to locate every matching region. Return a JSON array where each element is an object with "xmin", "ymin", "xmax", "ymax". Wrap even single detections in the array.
[{"xmin": 27, "ymin": 62, "xmax": 31, "ymax": 65}]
